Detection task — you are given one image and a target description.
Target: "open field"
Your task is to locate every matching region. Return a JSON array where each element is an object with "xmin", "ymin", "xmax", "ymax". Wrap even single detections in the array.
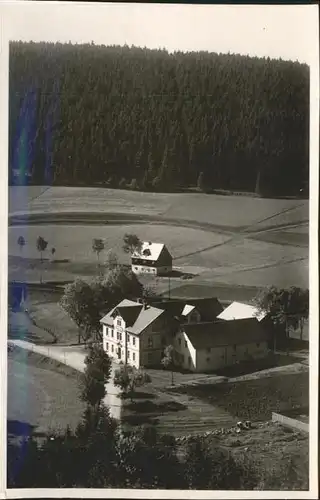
[
  {"xmin": 27, "ymin": 300, "xmax": 80, "ymax": 345},
  {"xmin": 8, "ymin": 186, "xmax": 309, "ymax": 289},
  {"xmin": 9, "ymin": 220, "xmax": 308, "ymax": 288},
  {"xmin": 9, "ymin": 186, "xmax": 308, "ymax": 230},
  {"xmin": 169, "ymin": 371, "xmax": 309, "ymax": 422},
  {"xmin": 7, "ymin": 348, "xmax": 84, "ymax": 440}
]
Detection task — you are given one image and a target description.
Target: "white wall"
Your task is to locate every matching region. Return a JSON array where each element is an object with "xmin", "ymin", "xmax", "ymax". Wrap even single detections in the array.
[
  {"xmin": 102, "ymin": 317, "xmax": 140, "ymax": 368},
  {"xmin": 131, "ymin": 264, "xmax": 157, "ymax": 275},
  {"xmin": 196, "ymin": 341, "xmax": 269, "ymax": 372},
  {"xmin": 131, "ymin": 264, "xmax": 172, "ymax": 276},
  {"xmin": 174, "ymin": 330, "xmax": 197, "ymax": 371}
]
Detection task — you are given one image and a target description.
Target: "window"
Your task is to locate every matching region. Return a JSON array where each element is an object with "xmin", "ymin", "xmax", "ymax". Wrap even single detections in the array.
[
  {"xmin": 127, "ymin": 350, "xmax": 130, "ymax": 360},
  {"xmin": 206, "ymin": 357, "xmax": 210, "ymax": 363},
  {"xmin": 184, "ymin": 340, "xmax": 187, "ymax": 348},
  {"xmin": 132, "ymin": 336, "xmax": 136, "ymax": 346},
  {"xmin": 206, "ymin": 347, "xmax": 211, "ymax": 353},
  {"xmin": 148, "ymin": 353, "xmax": 152, "ymax": 362},
  {"xmin": 111, "ymin": 329, "xmax": 114, "ymax": 338},
  {"xmin": 105, "ymin": 327, "xmax": 108, "ymax": 337},
  {"xmin": 111, "ymin": 344, "xmax": 114, "ymax": 353},
  {"xmin": 135, "ymin": 267, "xmax": 138, "ymax": 270},
  {"xmin": 188, "ymin": 356, "xmax": 191, "ymax": 366},
  {"xmin": 133, "ymin": 352, "xmax": 135, "ymax": 361},
  {"xmin": 127, "ymin": 333, "xmax": 130, "ymax": 343},
  {"xmin": 117, "ymin": 318, "xmax": 122, "ymax": 326},
  {"xmin": 233, "ymin": 344, "xmax": 237, "ymax": 351},
  {"xmin": 106, "ymin": 342, "xmax": 109, "ymax": 351},
  {"xmin": 148, "ymin": 337, "xmax": 153, "ymax": 348},
  {"xmin": 178, "ymin": 338, "xmax": 181, "ymax": 346},
  {"xmin": 161, "ymin": 336, "xmax": 166, "ymax": 346}
]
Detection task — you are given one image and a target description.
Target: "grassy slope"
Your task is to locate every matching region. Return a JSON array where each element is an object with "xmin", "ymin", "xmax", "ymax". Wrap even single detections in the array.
[{"xmin": 7, "ymin": 347, "xmax": 84, "ymax": 437}]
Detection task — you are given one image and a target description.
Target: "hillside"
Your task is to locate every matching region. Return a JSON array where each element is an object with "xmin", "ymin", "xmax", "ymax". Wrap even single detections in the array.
[{"xmin": 9, "ymin": 42, "xmax": 309, "ymax": 196}]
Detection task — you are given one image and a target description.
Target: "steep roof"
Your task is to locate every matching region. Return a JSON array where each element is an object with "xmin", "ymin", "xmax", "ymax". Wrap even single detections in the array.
[
  {"xmin": 183, "ymin": 318, "xmax": 269, "ymax": 349},
  {"xmin": 182, "ymin": 304, "xmax": 196, "ymax": 316},
  {"xmin": 100, "ymin": 299, "xmax": 165, "ymax": 335},
  {"xmin": 217, "ymin": 301, "xmax": 266, "ymax": 322},
  {"xmin": 152, "ymin": 297, "xmax": 223, "ymax": 321},
  {"xmin": 132, "ymin": 241, "xmax": 167, "ymax": 261}
]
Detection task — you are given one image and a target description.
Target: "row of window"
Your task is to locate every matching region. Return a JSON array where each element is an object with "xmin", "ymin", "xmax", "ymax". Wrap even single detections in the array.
[
  {"xmin": 105, "ymin": 342, "xmax": 137, "ymax": 361},
  {"xmin": 132, "ymin": 259, "xmax": 156, "ymax": 265},
  {"xmin": 134, "ymin": 266, "xmax": 156, "ymax": 273},
  {"xmin": 105, "ymin": 327, "xmax": 137, "ymax": 346}
]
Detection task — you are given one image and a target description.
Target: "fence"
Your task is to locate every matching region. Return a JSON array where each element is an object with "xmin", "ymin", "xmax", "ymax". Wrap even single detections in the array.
[{"xmin": 272, "ymin": 411, "xmax": 309, "ymax": 433}]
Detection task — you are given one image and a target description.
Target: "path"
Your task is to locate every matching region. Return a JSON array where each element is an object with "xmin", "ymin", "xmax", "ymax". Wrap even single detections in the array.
[{"xmin": 8, "ymin": 339, "xmax": 122, "ymax": 420}]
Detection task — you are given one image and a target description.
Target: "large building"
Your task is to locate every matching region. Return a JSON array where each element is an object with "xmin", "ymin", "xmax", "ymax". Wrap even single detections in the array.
[
  {"xmin": 131, "ymin": 241, "xmax": 172, "ymax": 276},
  {"xmin": 174, "ymin": 318, "xmax": 269, "ymax": 372},
  {"xmin": 101, "ymin": 297, "xmax": 270, "ymax": 372},
  {"xmin": 100, "ymin": 299, "xmax": 176, "ymax": 368}
]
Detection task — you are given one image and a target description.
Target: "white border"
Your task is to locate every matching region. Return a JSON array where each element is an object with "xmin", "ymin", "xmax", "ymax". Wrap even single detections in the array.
[{"xmin": 0, "ymin": 2, "xmax": 319, "ymax": 499}]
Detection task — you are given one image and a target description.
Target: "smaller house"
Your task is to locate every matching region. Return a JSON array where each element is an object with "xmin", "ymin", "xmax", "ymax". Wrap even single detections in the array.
[
  {"xmin": 174, "ymin": 318, "xmax": 269, "ymax": 372},
  {"xmin": 131, "ymin": 241, "xmax": 172, "ymax": 276}
]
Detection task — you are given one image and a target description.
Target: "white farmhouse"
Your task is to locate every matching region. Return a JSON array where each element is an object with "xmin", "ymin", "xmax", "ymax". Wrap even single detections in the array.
[
  {"xmin": 100, "ymin": 299, "xmax": 175, "ymax": 368},
  {"xmin": 131, "ymin": 241, "xmax": 172, "ymax": 276}
]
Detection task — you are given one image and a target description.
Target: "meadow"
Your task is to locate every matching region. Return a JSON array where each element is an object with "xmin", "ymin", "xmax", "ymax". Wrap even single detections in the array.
[
  {"xmin": 9, "ymin": 186, "xmax": 308, "ymax": 229},
  {"xmin": 8, "ymin": 186, "xmax": 309, "ymax": 289}
]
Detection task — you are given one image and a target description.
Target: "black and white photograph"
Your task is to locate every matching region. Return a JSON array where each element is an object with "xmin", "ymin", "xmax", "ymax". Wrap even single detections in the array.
[{"xmin": 1, "ymin": 1, "xmax": 318, "ymax": 497}]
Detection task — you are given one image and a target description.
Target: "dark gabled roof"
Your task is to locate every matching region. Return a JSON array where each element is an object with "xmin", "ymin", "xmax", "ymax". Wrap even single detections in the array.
[
  {"xmin": 151, "ymin": 297, "xmax": 223, "ymax": 321},
  {"xmin": 183, "ymin": 318, "xmax": 269, "ymax": 349},
  {"xmin": 100, "ymin": 299, "xmax": 165, "ymax": 335},
  {"xmin": 113, "ymin": 305, "xmax": 143, "ymax": 327}
]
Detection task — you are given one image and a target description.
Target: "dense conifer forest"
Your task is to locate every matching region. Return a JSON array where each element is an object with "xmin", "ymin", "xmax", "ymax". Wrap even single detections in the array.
[{"xmin": 9, "ymin": 41, "xmax": 309, "ymax": 196}]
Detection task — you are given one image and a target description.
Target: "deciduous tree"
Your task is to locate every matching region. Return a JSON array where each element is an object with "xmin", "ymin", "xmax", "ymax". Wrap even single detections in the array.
[
  {"xmin": 92, "ymin": 238, "xmax": 105, "ymax": 268},
  {"xmin": 161, "ymin": 344, "xmax": 176, "ymax": 385},
  {"xmin": 122, "ymin": 233, "xmax": 142, "ymax": 255},
  {"xmin": 113, "ymin": 365, "xmax": 151, "ymax": 401}
]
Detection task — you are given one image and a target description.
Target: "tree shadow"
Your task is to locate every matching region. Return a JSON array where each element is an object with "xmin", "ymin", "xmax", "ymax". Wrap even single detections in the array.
[
  {"xmin": 126, "ymin": 400, "xmax": 186, "ymax": 414},
  {"xmin": 122, "ymin": 414, "xmax": 159, "ymax": 427},
  {"xmin": 122, "ymin": 391, "xmax": 157, "ymax": 401}
]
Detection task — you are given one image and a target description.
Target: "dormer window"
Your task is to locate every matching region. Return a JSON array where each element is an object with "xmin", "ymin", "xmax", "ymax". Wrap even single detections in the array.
[
  {"xmin": 117, "ymin": 318, "xmax": 122, "ymax": 326},
  {"xmin": 190, "ymin": 312, "xmax": 199, "ymax": 323}
]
